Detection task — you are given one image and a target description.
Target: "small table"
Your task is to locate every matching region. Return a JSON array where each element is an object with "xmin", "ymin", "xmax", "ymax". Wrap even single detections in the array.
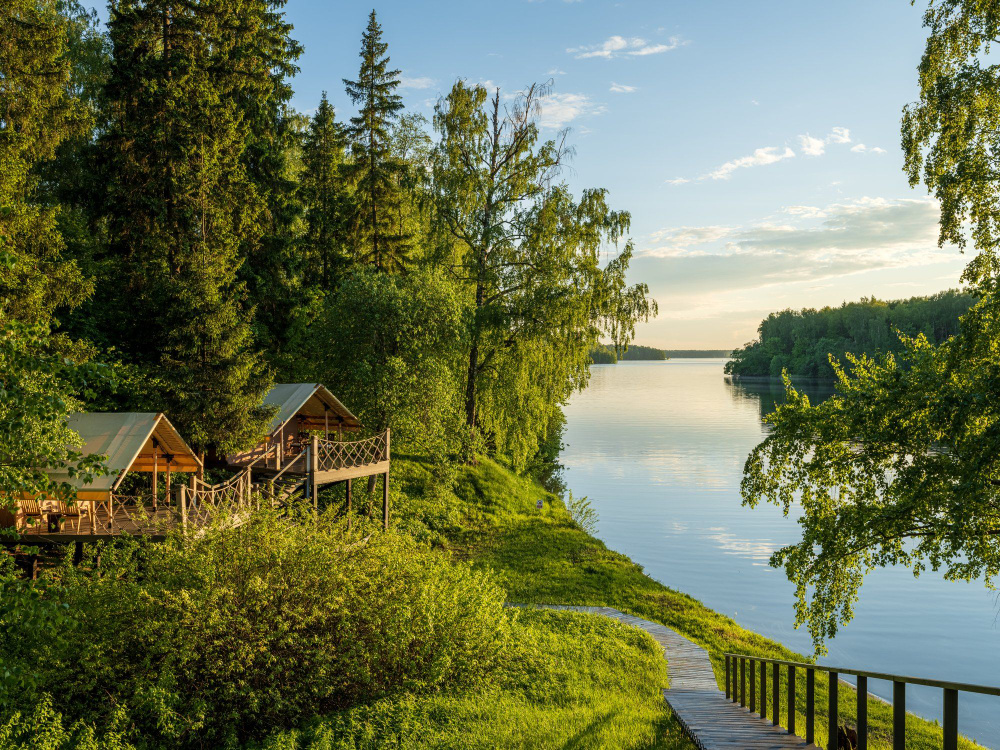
[{"xmin": 46, "ymin": 512, "xmax": 63, "ymax": 533}]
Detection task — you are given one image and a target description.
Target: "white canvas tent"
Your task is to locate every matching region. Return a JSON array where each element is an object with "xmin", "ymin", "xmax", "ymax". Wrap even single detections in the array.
[{"xmin": 46, "ymin": 412, "xmax": 202, "ymax": 501}]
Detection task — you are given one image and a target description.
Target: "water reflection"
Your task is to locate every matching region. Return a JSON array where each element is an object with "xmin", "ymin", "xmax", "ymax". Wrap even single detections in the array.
[
  {"xmin": 727, "ymin": 377, "xmax": 835, "ymax": 422},
  {"xmin": 562, "ymin": 360, "xmax": 1000, "ymax": 748}
]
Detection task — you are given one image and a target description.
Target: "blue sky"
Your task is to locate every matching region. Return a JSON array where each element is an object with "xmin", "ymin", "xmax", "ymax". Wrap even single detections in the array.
[{"xmin": 91, "ymin": 0, "xmax": 967, "ymax": 348}]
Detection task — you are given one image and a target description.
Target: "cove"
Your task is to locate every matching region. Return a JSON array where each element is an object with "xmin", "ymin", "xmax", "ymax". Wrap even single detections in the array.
[{"xmin": 562, "ymin": 359, "xmax": 1000, "ymax": 748}]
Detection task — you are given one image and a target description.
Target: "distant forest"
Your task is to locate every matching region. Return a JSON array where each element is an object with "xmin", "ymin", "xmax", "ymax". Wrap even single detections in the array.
[
  {"xmin": 590, "ymin": 344, "xmax": 666, "ymax": 363},
  {"xmin": 665, "ymin": 349, "xmax": 730, "ymax": 358},
  {"xmin": 725, "ymin": 290, "xmax": 976, "ymax": 379}
]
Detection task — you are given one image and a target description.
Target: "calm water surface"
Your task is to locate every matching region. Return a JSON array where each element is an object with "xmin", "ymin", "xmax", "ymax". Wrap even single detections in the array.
[{"xmin": 562, "ymin": 359, "xmax": 1000, "ymax": 748}]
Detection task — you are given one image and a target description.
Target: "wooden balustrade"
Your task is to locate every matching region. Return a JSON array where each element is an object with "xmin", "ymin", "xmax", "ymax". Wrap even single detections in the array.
[{"xmin": 723, "ymin": 652, "xmax": 996, "ymax": 750}]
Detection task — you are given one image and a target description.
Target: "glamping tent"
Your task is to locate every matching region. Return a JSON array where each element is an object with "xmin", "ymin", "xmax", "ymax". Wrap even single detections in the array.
[
  {"xmin": 13, "ymin": 412, "xmax": 202, "ymax": 538},
  {"xmin": 227, "ymin": 383, "xmax": 362, "ymax": 471}
]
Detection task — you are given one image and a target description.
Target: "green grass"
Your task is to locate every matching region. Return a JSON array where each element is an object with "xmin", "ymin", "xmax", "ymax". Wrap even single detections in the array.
[
  {"xmin": 389, "ymin": 454, "xmax": 986, "ymax": 750},
  {"xmin": 255, "ymin": 609, "xmax": 692, "ymax": 750}
]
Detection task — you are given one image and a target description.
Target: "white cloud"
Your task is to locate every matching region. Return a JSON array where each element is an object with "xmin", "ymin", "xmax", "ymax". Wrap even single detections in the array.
[
  {"xmin": 665, "ymin": 177, "xmax": 690, "ymax": 185},
  {"xmin": 798, "ymin": 134, "xmax": 826, "ymax": 157},
  {"xmin": 399, "ymin": 76, "xmax": 435, "ymax": 90},
  {"xmin": 851, "ymin": 143, "xmax": 887, "ymax": 154},
  {"xmin": 610, "ymin": 82, "xmax": 637, "ymax": 93},
  {"xmin": 641, "ymin": 198, "xmax": 945, "ymax": 281},
  {"xmin": 538, "ymin": 92, "xmax": 606, "ymax": 129},
  {"xmin": 568, "ymin": 34, "xmax": 686, "ymax": 59},
  {"xmin": 828, "ymin": 126, "xmax": 851, "ymax": 144},
  {"xmin": 546, "ymin": 68, "xmax": 567, "ymax": 76},
  {"xmin": 706, "ymin": 146, "xmax": 795, "ymax": 180}
]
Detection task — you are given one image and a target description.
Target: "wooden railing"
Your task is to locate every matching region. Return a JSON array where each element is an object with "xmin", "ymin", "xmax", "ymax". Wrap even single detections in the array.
[
  {"xmin": 181, "ymin": 469, "xmax": 256, "ymax": 528},
  {"xmin": 723, "ymin": 652, "xmax": 999, "ymax": 750},
  {"xmin": 315, "ymin": 429, "xmax": 389, "ymax": 473}
]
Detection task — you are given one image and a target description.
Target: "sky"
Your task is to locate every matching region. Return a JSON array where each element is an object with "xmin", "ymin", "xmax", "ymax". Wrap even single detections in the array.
[{"xmin": 90, "ymin": 0, "xmax": 968, "ymax": 348}]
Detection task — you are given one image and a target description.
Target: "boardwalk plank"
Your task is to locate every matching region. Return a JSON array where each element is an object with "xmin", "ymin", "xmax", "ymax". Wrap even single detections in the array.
[{"xmin": 528, "ymin": 605, "xmax": 817, "ymax": 750}]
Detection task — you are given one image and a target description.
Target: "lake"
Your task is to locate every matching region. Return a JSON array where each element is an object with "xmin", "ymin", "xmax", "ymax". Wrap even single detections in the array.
[{"xmin": 562, "ymin": 359, "xmax": 1000, "ymax": 748}]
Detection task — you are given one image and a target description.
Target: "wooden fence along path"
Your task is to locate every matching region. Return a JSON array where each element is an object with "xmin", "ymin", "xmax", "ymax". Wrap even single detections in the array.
[{"xmin": 531, "ymin": 605, "xmax": 812, "ymax": 749}]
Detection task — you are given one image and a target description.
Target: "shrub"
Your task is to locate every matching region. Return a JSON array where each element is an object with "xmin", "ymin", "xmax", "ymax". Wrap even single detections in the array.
[{"xmin": 0, "ymin": 509, "xmax": 511, "ymax": 748}]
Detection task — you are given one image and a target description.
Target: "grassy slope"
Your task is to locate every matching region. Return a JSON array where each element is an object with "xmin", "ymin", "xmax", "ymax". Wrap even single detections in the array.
[
  {"xmin": 390, "ymin": 455, "xmax": 983, "ymax": 750},
  {"xmin": 258, "ymin": 608, "xmax": 691, "ymax": 750}
]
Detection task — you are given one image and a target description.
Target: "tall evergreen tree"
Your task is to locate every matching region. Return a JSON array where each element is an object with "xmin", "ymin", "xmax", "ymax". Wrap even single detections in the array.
[
  {"xmin": 343, "ymin": 10, "xmax": 409, "ymax": 272},
  {"xmin": 301, "ymin": 92, "xmax": 352, "ymax": 290},
  {"xmin": 0, "ymin": 0, "xmax": 91, "ymax": 328},
  {"xmin": 98, "ymin": 0, "xmax": 273, "ymax": 454}
]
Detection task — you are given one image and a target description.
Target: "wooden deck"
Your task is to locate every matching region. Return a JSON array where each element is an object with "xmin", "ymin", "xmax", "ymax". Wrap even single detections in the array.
[
  {"xmin": 528, "ymin": 605, "xmax": 815, "ymax": 750},
  {"xmin": 14, "ymin": 504, "xmax": 179, "ymax": 542}
]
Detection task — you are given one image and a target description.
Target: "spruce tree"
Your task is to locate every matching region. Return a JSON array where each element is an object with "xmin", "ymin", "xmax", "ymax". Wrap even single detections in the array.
[
  {"xmin": 302, "ymin": 92, "xmax": 352, "ymax": 290},
  {"xmin": 98, "ymin": 0, "xmax": 273, "ymax": 454},
  {"xmin": 343, "ymin": 10, "xmax": 409, "ymax": 272},
  {"xmin": 0, "ymin": 0, "xmax": 91, "ymax": 328}
]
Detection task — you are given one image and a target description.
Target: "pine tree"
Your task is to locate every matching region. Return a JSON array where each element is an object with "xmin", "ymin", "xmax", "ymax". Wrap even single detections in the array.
[
  {"xmin": 0, "ymin": 0, "xmax": 91, "ymax": 327},
  {"xmin": 98, "ymin": 0, "xmax": 273, "ymax": 454},
  {"xmin": 302, "ymin": 92, "xmax": 353, "ymax": 290},
  {"xmin": 343, "ymin": 10, "xmax": 409, "ymax": 272}
]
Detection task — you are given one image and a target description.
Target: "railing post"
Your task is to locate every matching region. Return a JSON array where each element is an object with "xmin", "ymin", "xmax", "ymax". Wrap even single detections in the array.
[
  {"xmin": 759, "ymin": 659, "xmax": 767, "ymax": 718},
  {"xmin": 725, "ymin": 656, "xmax": 730, "ymax": 700},
  {"xmin": 806, "ymin": 668, "xmax": 815, "ymax": 745},
  {"xmin": 943, "ymin": 688, "xmax": 958, "ymax": 750},
  {"xmin": 857, "ymin": 675, "xmax": 868, "ymax": 750},
  {"xmin": 740, "ymin": 658, "xmax": 746, "ymax": 707},
  {"xmin": 385, "ymin": 427, "xmax": 391, "ymax": 461},
  {"xmin": 180, "ymin": 486, "xmax": 187, "ymax": 530},
  {"xmin": 893, "ymin": 681, "xmax": 905, "ymax": 750},
  {"xmin": 772, "ymin": 662, "xmax": 779, "ymax": 725},
  {"xmin": 828, "ymin": 671, "xmax": 839, "ymax": 750},
  {"xmin": 788, "ymin": 665, "xmax": 796, "ymax": 734},
  {"xmin": 749, "ymin": 659, "xmax": 756, "ymax": 713}
]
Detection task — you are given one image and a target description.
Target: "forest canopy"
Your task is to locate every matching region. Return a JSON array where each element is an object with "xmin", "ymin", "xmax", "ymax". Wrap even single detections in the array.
[
  {"xmin": 0, "ymin": 1, "xmax": 657, "ymax": 498},
  {"xmin": 726, "ymin": 290, "xmax": 975, "ymax": 379}
]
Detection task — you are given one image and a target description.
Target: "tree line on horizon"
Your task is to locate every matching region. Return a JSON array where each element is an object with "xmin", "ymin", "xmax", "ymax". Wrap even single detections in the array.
[
  {"xmin": 1, "ymin": 0, "xmax": 656, "ymax": 495},
  {"xmin": 725, "ymin": 289, "xmax": 975, "ymax": 379}
]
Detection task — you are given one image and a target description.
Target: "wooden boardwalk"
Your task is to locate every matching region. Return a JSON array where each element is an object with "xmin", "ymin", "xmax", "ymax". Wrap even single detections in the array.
[{"xmin": 530, "ymin": 605, "xmax": 814, "ymax": 750}]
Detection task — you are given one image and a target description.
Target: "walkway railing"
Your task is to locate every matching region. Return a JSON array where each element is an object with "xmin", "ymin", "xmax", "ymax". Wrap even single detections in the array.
[
  {"xmin": 181, "ymin": 468, "xmax": 256, "ymax": 527},
  {"xmin": 723, "ymin": 652, "xmax": 1000, "ymax": 750}
]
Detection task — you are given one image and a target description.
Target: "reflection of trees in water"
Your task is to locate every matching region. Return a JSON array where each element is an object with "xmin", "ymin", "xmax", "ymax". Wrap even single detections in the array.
[{"xmin": 727, "ymin": 378, "xmax": 834, "ymax": 423}]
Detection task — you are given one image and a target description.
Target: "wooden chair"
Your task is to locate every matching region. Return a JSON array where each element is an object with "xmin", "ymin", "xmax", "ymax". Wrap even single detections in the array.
[
  {"xmin": 57, "ymin": 501, "xmax": 83, "ymax": 532},
  {"xmin": 17, "ymin": 499, "xmax": 44, "ymax": 530}
]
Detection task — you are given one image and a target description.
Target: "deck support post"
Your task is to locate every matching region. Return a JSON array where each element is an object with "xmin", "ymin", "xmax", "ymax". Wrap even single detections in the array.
[
  {"xmin": 382, "ymin": 471, "xmax": 389, "ymax": 530},
  {"xmin": 310, "ymin": 435, "xmax": 319, "ymax": 511},
  {"xmin": 73, "ymin": 541, "xmax": 84, "ymax": 566},
  {"xmin": 346, "ymin": 478, "xmax": 352, "ymax": 529}
]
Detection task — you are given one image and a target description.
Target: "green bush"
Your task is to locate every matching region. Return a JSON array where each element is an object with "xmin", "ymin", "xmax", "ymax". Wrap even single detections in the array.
[{"xmin": 0, "ymin": 509, "xmax": 510, "ymax": 748}]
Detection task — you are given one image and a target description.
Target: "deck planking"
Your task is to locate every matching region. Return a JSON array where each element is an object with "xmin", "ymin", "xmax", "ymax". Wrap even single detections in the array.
[{"xmin": 528, "ymin": 605, "xmax": 815, "ymax": 750}]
